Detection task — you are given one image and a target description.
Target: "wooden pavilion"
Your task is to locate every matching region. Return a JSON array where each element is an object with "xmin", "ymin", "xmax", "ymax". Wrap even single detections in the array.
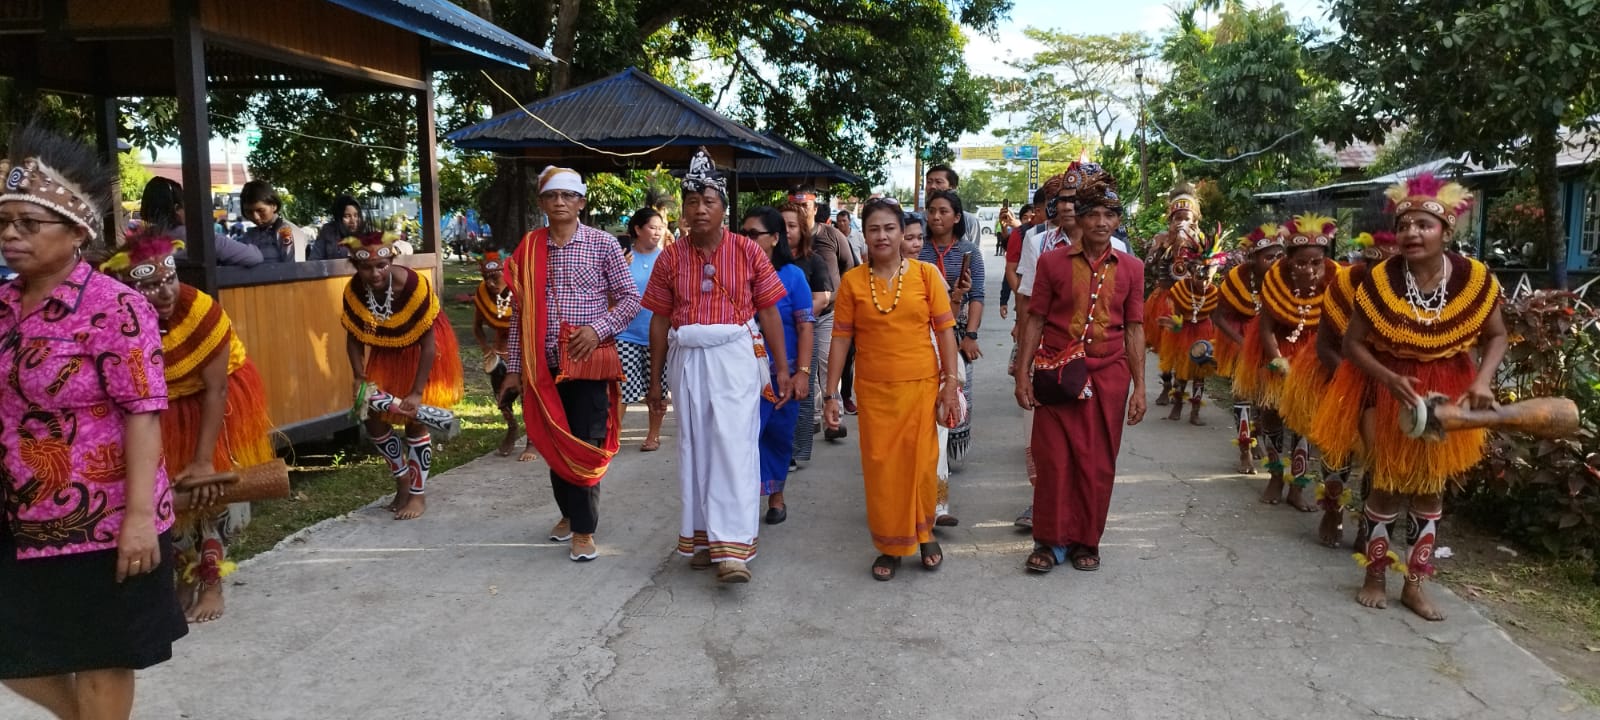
[{"xmin": 0, "ymin": 0, "xmax": 552, "ymax": 442}]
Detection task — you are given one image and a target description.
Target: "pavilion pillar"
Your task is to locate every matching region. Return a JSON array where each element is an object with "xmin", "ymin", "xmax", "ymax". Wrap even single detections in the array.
[
  {"xmin": 415, "ymin": 39, "xmax": 442, "ymax": 280},
  {"xmin": 93, "ymin": 96, "xmax": 123, "ymax": 242},
  {"xmin": 172, "ymin": 0, "xmax": 216, "ymax": 294}
]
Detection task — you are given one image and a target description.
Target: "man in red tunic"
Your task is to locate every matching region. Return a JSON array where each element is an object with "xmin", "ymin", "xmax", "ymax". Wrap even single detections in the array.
[{"xmin": 1013, "ymin": 168, "xmax": 1147, "ymax": 574}]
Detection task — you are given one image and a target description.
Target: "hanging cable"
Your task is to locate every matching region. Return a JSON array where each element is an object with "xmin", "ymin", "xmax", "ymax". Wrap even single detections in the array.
[
  {"xmin": 478, "ymin": 71, "xmax": 681, "ymax": 158},
  {"xmin": 210, "ymin": 112, "xmax": 410, "ymax": 153},
  {"xmin": 1135, "ymin": 85, "xmax": 1306, "ymax": 164}
]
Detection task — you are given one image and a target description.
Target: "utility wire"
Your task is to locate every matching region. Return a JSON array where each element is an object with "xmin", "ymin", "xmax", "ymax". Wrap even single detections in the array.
[{"xmin": 479, "ymin": 71, "xmax": 680, "ymax": 158}]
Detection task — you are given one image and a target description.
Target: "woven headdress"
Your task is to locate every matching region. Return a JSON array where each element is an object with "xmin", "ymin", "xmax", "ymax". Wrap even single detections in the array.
[
  {"xmin": 1384, "ymin": 173, "xmax": 1474, "ymax": 228},
  {"xmin": 1242, "ymin": 222, "xmax": 1285, "ymax": 255},
  {"xmin": 1285, "ymin": 212, "xmax": 1337, "ymax": 250},
  {"xmin": 100, "ymin": 229, "xmax": 182, "ymax": 279},
  {"xmin": 1073, "ymin": 165, "xmax": 1121, "ymax": 216},
  {"xmin": 0, "ymin": 125, "xmax": 111, "ymax": 240},
  {"xmin": 478, "ymin": 250, "xmax": 505, "ymax": 273},
  {"xmin": 681, "ymin": 146, "xmax": 727, "ymax": 196},
  {"xmin": 340, "ymin": 231, "xmax": 401, "ymax": 261},
  {"xmin": 1168, "ymin": 182, "xmax": 1201, "ymax": 220}
]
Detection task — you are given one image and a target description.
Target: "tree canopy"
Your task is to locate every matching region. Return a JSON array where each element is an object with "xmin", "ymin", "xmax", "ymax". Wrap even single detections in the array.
[{"xmin": 989, "ymin": 30, "xmax": 1151, "ymax": 147}]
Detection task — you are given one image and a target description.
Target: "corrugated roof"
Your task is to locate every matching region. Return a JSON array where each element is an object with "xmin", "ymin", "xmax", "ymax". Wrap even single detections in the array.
[
  {"xmin": 445, "ymin": 67, "xmax": 782, "ymax": 159},
  {"xmin": 325, "ymin": 0, "xmax": 554, "ymax": 70},
  {"xmin": 735, "ymin": 133, "xmax": 861, "ymax": 188},
  {"xmin": 1259, "ymin": 135, "xmax": 1600, "ymax": 202},
  {"xmin": 1320, "ymin": 140, "xmax": 1380, "ymax": 169}
]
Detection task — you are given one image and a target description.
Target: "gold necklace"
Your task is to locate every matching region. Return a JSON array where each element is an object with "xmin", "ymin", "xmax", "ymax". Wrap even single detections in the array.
[{"xmin": 868, "ymin": 260, "xmax": 906, "ymax": 314}]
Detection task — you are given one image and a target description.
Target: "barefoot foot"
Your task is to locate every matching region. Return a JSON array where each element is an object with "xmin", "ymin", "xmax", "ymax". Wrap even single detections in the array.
[
  {"xmin": 1318, "ymin": 510, "xmax": 1344, "ymax": 547},
  {"xmin": 188, "ymin": 582, "xmax": 225, "ymax": 623},
  {"xmin": 497, "ymin": 428, "xmax": 519, "ymax": 457},
  {"xmin": 177, "ymin": 580, "xmax": 198, "ymax": 615},
  {"xmin": 1285, "ymin": 486, "xmax": 1317, "ymax": 512},
  {"xmin": 518, "ymin": 446, "xmax": 537, "ymax": 462},
  {"xmin": 1401, "ymin": 580, "xmax": 1446, "ymax": 621},
  {"xmin": 1166, "ymin": 403, "xmax": 1183, "ymax": 421},
  {"xmin": 1259, "ymin": 475, "xmax": 1284, "ymax": 504},
  {"xmin": 394, "ymin": 493, "xmax": 427, "ymax": 520},
  {"xmin": 1189, "ymin": 409, "xmax": 1206, "ymax": 426},
  {"xmin": 1356, "ymin": 571, "xmax": 1388, "ymax": 610},
  {"xmin": 386, "ymin": 473, "xmax": 409, "ymax": 512}
]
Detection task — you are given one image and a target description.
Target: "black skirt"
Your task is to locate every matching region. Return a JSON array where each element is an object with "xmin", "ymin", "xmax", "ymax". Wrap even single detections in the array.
[{"xmin": 0, "ymin": 524, "xmax": 189, "ymax": 679}]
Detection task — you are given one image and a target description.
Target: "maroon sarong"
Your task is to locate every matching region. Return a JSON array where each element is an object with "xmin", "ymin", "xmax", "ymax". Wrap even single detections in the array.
[{"xmin": 1031, "ymin": 360, "xmax": 1132, "ymax": 551}]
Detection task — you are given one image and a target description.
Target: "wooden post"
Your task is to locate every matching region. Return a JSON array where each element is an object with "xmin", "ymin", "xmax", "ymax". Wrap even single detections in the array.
[
  {"xmin": 414, "ymin": 38, "xmax": 441, "ymax": 282},
  {"xmin": 172, "ymin": 0, "xmax": 217, "ymax": 295},
  {"xmin": 93, "ymin": 96, "xmax": 123, "ymax": 243}
]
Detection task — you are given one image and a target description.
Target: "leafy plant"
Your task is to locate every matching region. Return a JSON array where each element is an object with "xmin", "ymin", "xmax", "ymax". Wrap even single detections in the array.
[{"xmin": 1456, "ymin": 289, "xmax": 1600, "ymax": 558}]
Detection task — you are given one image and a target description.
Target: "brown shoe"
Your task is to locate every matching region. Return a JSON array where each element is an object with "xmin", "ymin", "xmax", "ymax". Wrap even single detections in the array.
[
  {"xmin": 717, "ymin": 560, "xmax": 752, "ymax": 583},
  {"xmin": 549, "ymin": 518, "xmax": 573, "ymax": 542},
  {"xmin": 690, "ymin": 549, "xmax": 712, "ymax": 570},
  {"xmin": 570, "ymin": 533, "xmax": 597, "ymax": 562}
]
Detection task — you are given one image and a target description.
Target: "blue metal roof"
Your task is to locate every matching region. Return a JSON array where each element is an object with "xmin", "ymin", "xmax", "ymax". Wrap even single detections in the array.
[
  {"xmin": 325, "ymin": 0, "xmax": 555, "ymax": 70},
  {"xmin": 737, "ymin": 132, "xmax": 861, "ymax": 186},
  {"xmin": 446, "ymin": 67, "xmax": 782, "ymax": 159}
]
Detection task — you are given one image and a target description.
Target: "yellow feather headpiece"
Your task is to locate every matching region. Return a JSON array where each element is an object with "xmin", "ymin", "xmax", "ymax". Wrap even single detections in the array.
[
  {"xmin": 1385, "ymin": 173, "xmax": 1474, "ymax": 228},
  {"xmin": 1286, "ymin": 212, "xmax": 1337, "ymax": 250}
]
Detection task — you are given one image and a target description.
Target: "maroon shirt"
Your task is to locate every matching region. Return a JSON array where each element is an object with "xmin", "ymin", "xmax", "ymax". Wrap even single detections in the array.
[{"xmin": 1030, "ymin": 242, "xmax": 1146, "ymax": 371}]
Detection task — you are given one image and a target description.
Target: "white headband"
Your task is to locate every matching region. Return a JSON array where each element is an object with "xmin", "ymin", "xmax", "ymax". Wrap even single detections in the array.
[{"xmin": 539, "ymin": 167, "xmax": 586, "ymax": 197}]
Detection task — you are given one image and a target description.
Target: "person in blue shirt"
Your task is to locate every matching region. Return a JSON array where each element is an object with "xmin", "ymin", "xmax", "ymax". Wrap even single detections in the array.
[
  {"xmin": 740, "ymin": 206, "xmax": 814, "ymax": 525},
  {"xmin": 616, "ymin": 208, "xmax": 671, "ymax": 451}
]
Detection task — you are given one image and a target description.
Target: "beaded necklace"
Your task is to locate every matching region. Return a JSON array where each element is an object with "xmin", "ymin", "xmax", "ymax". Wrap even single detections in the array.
[
  {"xmin": 365, "ymin": 271, "xmax": 395, "ymax": 321},
  {"xmin": 493, "ymin": 287, "xmax": 513, "ymax": 319},
  {"xmin": 868, "ymin": 259, "xmax": 907, "ymax": 314},
  {"xmin": 1403, "ymin": 255, "xmax": 1451, "ymax": 326}
]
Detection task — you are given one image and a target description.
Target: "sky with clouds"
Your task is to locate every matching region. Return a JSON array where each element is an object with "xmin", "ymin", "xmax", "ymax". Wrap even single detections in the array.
[{"xmin": 884, "ymin": 0, "xmax": 1328, "ymax": 191}]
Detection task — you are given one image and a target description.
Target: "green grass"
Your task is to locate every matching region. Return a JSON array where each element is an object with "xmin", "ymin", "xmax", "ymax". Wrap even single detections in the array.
[{"xmin": 228, "ymin": 261, "xmax": 509, "ymax": 560}]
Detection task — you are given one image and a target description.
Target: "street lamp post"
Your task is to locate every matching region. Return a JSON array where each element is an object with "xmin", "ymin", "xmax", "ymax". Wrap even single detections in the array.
[{"xmin": 1135, "ymin": 62, "xmax": 1150, "ymax": 209}]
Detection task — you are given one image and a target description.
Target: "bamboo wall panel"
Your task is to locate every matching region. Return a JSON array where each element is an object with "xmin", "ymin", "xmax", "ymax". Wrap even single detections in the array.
[
  {"xmin": 218, "ymin": 265, "xmax": 440, "ymax": 434},
  {"xmin": 200, "ymin": 0, "xmax": 419, "ymax": 83},
  {"xmin": 67, "ymin": 0, "xmax": 169, "ymax": 31}
]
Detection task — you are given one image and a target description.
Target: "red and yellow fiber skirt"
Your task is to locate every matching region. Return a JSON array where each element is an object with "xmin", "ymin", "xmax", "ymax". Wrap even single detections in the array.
[
  {"xmin": 1144, "ymin": 288, "xmax": 1172, "ymax": 353},
  {"xmin": 1158, "ymin": 317, "xmax": 1216, "ymax": 382},
  {"xmin": 365, "ymin": 313, "xmax": 465, "ymax": 423},
  {"xmin": 162, "ymin": 359, "xmax": 277, "ymax": 474},
  {"xmin": 1232, "ymin": 318, "xmax": 1313, "ymax": 410},
  {"xmin": 1277, "ymin": 339, "xmax": 1332, "ymax": 437},
  {"xmin": 1363, "ymin": 353, "xmax": 1485, "ymax": 496}
]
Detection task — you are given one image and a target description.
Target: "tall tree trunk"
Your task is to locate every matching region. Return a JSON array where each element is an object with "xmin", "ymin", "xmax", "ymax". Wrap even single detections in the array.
[
  {"xmin": 464, "ymin": 0, "xmax": 544, "ymax": 252},
  {"xmin": 549, "ymin": 0, "xmax": 583, "ymax": 93},
  {"xmin": 1532, "ymin": 121, "xmax": 1567, "ymax": 289}
]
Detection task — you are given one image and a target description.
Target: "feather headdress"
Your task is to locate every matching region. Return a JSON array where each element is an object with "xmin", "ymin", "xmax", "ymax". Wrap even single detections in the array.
[
  {"xmin": 100, "ymin": 229, "xmax": 183, "ymax": 277},
  {"xmin": 1242, "ymin": 222, "xmax": 1285, "ymax": 255},
  {"xmin": 341, "ymin": 231, "xmax": 402, "ymax": 261},
  {"xmin": 1384, "ymin": 172, "xmax": 1474, "ymax": 228},
  {"xmin": 1168, "ymin": 181, "xmax": 1201, "ymax": 220},
  {"xmin": 1286, "ymin": 212, "xmax": 1337, "ymax": 249}
]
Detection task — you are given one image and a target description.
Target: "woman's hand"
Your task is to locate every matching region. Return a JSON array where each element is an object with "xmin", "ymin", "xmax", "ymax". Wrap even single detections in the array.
[
  {"xmin": 116, "ymin": 514, "xmax": 159, "ymax": 583},
  {"xmin": 823, "ymin": 397, "xmax": 843, "ymax": 430},
  {"xmin": 1384, "ymin": 373, "xmax": 1425, "ymax": 408},
  {"xmin": 1461, "ymin": 380, "xmax": 1497, "ymax": 411},
  {"xmin": 939, "ymin": 382, "xmax": 962, "ymax": 427}
]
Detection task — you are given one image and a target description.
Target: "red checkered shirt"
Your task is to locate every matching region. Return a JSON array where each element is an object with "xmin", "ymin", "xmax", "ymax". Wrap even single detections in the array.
[
  {"xmin": 641, "ymin": 229, "xmax": 786, "ymax": 327},
  {"xmin": 505, "ymin": 223, "xmax": 642, "ymax": 372}
]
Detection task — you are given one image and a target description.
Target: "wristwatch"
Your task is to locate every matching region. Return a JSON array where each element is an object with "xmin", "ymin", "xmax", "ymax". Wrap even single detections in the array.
[
  {"xmin": 797, "ymin": 366, "xmax": 811, "ymax": 374},
  {"xmin": 823, "ymin": 394, "xmax": 839, "ymax": 401},
  {"xmin": 961, "ymin": 331, "xmax": 979, "ymax": 340}
]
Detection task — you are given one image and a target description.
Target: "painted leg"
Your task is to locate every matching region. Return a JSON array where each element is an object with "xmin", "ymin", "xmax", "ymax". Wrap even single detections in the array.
[
  {"xmin": 1356, "ymin": 501, "xmax": 1400, "ymax": 610},
  {"xmin": 1401, "ymin": 502, "xmax": 1447, "ymax": 621},
  {"xmin": 1233, "ymin": 403, "xmax": 1257, "ymax": 475},
  {"xmin": 1188, "ymin": 381, "xmax": 1207, "ymax": 426},
  {"xmin": 395, "ymin": 431, "xmax": 431, "ymax": 520},
  {"xmin": 1257, "ymin": 417, "xmax": 1284, "ymax": 504},
  {"xmin": 1155, "ymin": 371, "xmax": 1173, "ymax": 406},
  {"xmin": 188, "ymin": 515, "xmax": 230, "ymax": 623},
  {"xmin": 1166, "ymin": 387, "xmax": 1186, "ymax": 421},
  {"xmin": 1317, "ymin": 460, "xmax": 1350, "ymax": 548},
  {"xmin": 1285, "ymin": 433, "xmax": 1317, "ymax": 512},
  {"xmin": 369, "ymin": 426, "xmax": 408, "ymax": 512}
]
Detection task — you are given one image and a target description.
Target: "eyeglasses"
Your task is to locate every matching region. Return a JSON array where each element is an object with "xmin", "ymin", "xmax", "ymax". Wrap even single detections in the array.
[
  {"xmin": 539, "ymin": 191, "xmax": 583, "ymax": 203},
  {"xmin": 737, "ymin": 228, "xmax": 773, "ymax": 240},
  {"xmin": 0, "ymin": 216, "xmax": 76, "ymax": 235}
]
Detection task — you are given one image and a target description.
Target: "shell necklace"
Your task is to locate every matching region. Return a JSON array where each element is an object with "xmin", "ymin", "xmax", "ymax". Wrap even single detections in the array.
[
  {"xmin": 1287, "ymin": 285, "xmax": 1314, "ymax": 343},
  {"xmin": 868, "ymin": 260, "xmax": 907, "ymax": 314},
  {"xmin": 493, "ymin": 287, "xmax": 513, "ymax": 319},
  {"xmin": 365, "ymin": 271, "xmax": 395, "ymax": 321},
  {"xmin": 1404, "ymin": 256, "xmax": 1450, "ymax": 326}
]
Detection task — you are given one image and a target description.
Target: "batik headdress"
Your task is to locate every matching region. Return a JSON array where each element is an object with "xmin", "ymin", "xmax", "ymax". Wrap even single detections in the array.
[
  {"xmin": 1352, "ymin": 230, "xmax": 1399, "ymax": 261},
  {"xmin": 1060, "ymin": 161, "xmax": 1091, "ymax": 193},
  {"xmin": 1384, "ymin": 172, "xmax": 1474, "ymax": 229},
  {"xmin": 100, "ymin": 229, "xmax": 183, "ymax": 279},
  {"xmin": 340, "ymin": 231, "xmax": 402, "ymax": 261},
  {"xmin": 681, "ymin": 146, "xmax": 727, "ymax": 197},
  {"xmin": 0, "ymin": 125, "xmax": 112, "ymax": 240},
  {"xmin": 1285, "ymin": 212, "xmax": 1337, "ymax": 250},
  {"xmin": 1073, "ymin": 165, "xmax": 1121, "ymax": 216},
  {"xmin": 1168, "ymin": 181, "xmax": 1201, "ymax": 220},
  {"xmin": 1242, "ymin": 222, "xmax": 1285, "ymax": 255},
  {"xmin": 478, "ymin": 250, "xmax": 505, "ymax": 273}
]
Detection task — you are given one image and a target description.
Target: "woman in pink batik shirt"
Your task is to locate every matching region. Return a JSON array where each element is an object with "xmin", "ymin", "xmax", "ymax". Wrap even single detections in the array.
[{"xmin": 0, "ymin": 125, "xmax": 186, "ymax": 720}]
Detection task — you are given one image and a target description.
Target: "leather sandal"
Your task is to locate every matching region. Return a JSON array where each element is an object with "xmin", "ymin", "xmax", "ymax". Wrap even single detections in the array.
[
  {"xmin": 919, "ymin": 541, "xmax": 943, "ymax": 571},
  {"xmin": 1025, "ymin": 547, "xmax": 1056, "ymax": 574},
  {"xmin": 871, "ymin": 554, "xmax": 900, "ymax": 581}
]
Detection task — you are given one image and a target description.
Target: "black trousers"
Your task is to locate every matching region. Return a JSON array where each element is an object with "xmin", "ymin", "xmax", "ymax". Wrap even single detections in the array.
[
  {"xmin": 550, "ymin": 375, "xmax": 608, "ymax": 534},
  {"xmin": 841, "ymin": 344, "xmax": 857, "ymax": 401}
]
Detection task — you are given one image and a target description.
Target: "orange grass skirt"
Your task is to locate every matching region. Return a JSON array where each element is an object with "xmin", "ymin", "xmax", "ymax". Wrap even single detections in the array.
[
  {"xmin": 1214, "ymin": 331, "xmax": 1243, "ymax": 380},
  {"xmin": 1309, "ymin": 362, "xmax": 1371, "ymax": 469},
  {"xmin": 1144, "ymin": 289, "xmax": 1172, "ymax": 353},
  {"xmin": 1278, "ymin": 339, "xmax": 1332, "ymax": 436},
  {"xmin": 1158, "ymin": 317, "xmax": 1216, "ymax": 382},
  {"xmin": 1232, "ymin": 318, "xmax": 1312, "ymax": 409},
  {"xmin": 366, "ymin": 313, "xmax": 465, "ymax": 423},
  {"xmin": 161, "ymin": 359, "xmax": 276, "ymax": 474},
  {"xmin": 1365, "ymin": 353, "xmax": 1485, "ymax": 496}
]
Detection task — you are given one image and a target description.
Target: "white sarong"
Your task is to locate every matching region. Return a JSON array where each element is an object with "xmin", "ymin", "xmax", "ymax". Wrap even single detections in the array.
[{"xmin": 669, "ymin": 322, "xmax": 766, "ymax": 563}]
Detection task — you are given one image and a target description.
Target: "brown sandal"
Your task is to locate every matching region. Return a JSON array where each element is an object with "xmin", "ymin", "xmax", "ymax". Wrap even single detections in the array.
[
  {"xmin": 1025, "ymin": 548, "xmax": 1055, "ymax": 573},
  {"xmin": 1069, "ymin": 546, "xmax": 1100, "ymax": 572},
  {"xmin": 919, "ymin": 542, "xmax": 943, "ymax": 571},
  {"xmin": 871, "ymin": 554, "xmax": 900, "ymax": 581},
  {"xmin": 640, "ymin": 438, "xmax": 661, "ymax": 452}
]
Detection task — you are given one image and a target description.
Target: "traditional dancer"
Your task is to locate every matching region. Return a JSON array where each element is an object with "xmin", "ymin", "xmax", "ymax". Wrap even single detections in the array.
[
  {"xmin": 1235, "ymin": 213, "xmax": 1336, "ymax": 511},
  {"xmin": 341, "ymin": 231, "xmax": 464, "ymax": 520},
  {"xmin": 1145, "ymin": 183, "xmax": 1203, "ymax": 405},
  {"xmin": 1304, "ymin": 230, "xmax": 1400, "ymax": 547},
  {"xmin": 1347, "ymin": 174, "xmax": 1506, "ymax": 621},
  {"xmin": 471, "ymin": 250, "xmax": 520, "ymax": 457},
  {"xmin": 101, "ymin": 232, "xmax": 275, "ymax": 624},
  {"xmin": 1212, "ymin": 224, "xmax": 1286, "ymax": 474},
  {"xmin": 1158, "ymin": 244, "xmax": 1221, "ymax": 425},
  {"xmin": 643, "ymin": 148, "xmax": 790, "ymax": 584}
]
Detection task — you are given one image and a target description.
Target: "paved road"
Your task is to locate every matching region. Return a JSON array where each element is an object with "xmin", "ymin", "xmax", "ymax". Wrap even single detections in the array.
[{"xmin": 6, "ymin": 253, "xmax": 1594, "ymax": 719}]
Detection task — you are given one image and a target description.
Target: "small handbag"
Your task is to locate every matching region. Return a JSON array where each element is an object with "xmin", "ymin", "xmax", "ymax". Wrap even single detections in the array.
[
  {"xmin": 555, "ymin": 322, "xmax": 625, "ymax": 383},
  {"xmin": 1032, "ymin": 340, "xmax": 1093, "ymax": 405}
]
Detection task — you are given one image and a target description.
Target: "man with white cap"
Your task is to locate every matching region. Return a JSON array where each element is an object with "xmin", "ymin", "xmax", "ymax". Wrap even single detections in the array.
[
  {"xmin": 644, "ymin": 148, "xmax": 791, "ymax": 584},
  {"xmin": 501, "ymin": 166, "xmax": 641, "ymax": 562}
]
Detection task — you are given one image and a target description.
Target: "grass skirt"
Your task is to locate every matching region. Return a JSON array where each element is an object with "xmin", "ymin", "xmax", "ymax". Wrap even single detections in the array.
[
  {"xmin": 1144, "ymin": 289, "xmax": 1172, "ymax": 353},
  {"xmin": 1159, "ymin": 317, "xmax": 1216, "ymax": 382},
  {"xmin": 366, "ymin": 313, "xmax": 465, "ymax": 423},
  {"xmin": 1366, "ymin": 353, "xmax": 1484, "ymax": 496},
  {"xmin": 1232, "ymin": 318, "xmax": 1311, "ymax": 409},
  {"xmin": 1309, "ymin": 362, "xmax": 1370, "ymax": 468},
  {"xmin": 1277, "ymin": 338, "xmax": 1331, "ymax": 436},
  {"xmin": 162, "ymin": 359, "xmax": 277, "ymax": 474},
  {"xmin": 1214, "ymin": 331, "xmax": 1243, "ymax": 380}
]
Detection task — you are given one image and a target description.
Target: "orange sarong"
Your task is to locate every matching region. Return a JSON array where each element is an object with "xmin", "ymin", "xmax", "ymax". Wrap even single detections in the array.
[{"xmin": 857, "ymin": 376, "xmax": 940, "ymax": 557}]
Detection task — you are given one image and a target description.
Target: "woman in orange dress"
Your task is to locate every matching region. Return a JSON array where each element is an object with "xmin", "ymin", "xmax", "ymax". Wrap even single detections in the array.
[{"xmin": 823, "ymin": 199, "xmax": 961, "ymax": 581}]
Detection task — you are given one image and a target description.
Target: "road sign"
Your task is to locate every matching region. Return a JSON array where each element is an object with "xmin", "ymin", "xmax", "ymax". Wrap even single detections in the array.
[
  {"xmin": 956, "ymin": 145, "xmax": 1039, "ymax": 162},
  {"xmin": 1004, "ymin": 145, "xmax": 1039, "ymax": 161},
  {"xmin": 1027, "ymin": 159, "xmax": 1040, "ymax": 196}
]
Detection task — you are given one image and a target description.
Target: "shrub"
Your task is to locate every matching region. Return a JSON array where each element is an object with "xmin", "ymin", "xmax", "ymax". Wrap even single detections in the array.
[{"xmin": 1454, "ymin": 288, "xmax": 1600, "ymax": 558}]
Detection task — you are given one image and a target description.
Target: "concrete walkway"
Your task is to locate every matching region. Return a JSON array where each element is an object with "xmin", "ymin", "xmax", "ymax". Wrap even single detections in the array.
[{"xmin": 6, "ymin": 253, "xmax": 1594, "ymax": 720}]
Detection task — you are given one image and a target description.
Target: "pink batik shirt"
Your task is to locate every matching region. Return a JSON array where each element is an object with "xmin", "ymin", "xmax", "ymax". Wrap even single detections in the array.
[{"xmin": 0, "ymin": 260, "xmax": 174, "ymax": 560}]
